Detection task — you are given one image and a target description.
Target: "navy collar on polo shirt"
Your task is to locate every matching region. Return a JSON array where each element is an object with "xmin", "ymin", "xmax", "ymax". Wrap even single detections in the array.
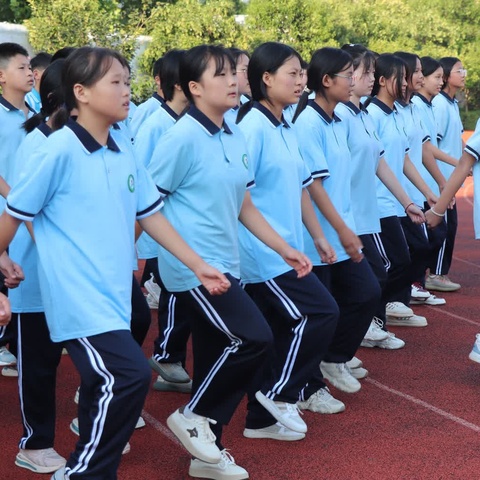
[
  {"xmin": 160, "ymin": 101, "xmax": 179, "ymax": 121},
  {"xmin": 308, "ymin": 99, "xmax": 341, "ymax": 124},
  {"xmin": 37, "ymin": 122, "xmax": 52, "ymax": 137},
  {"xmin": 370, "ymin": 97, "xmax": 395, "ymax": 115},
  {"xmin": 66, "ymin": 119, "xmax": 120, "ymax": 153},
  {"xmin": 153, "ymin": 92, "xmax": 165, "ymax": 104},
  {"xmin": 439, "ymin": 90, "xmax": 457, "ymax": 104},
  {"xmin": 253, "ymin": 101, "xmax": 290, "ymax": 128},
  {"xmin": 0, "ymin": 95, "xmax": 36, "ymax": 114},
  {"xmin": 342, "ymin": 100, "xmax": 361, "ymax": 115},
  {"xmin": 187, "ymin": 105, "xmax": 232, "ymax": 135},
  {"xmin": 395, "ymin": 99, "xmax": 409, "ymax": 108},
  {"xmin": 414, "ymin": 92, "xmax": 432, "ymax": 107}
]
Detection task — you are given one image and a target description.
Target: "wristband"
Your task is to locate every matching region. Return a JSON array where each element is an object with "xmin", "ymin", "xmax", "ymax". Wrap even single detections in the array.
[
  {"xmin": 430, "ymin": 207, "xmax": 445, "ymax": 218},
  {"xmin": 404, "ymin": 202, "xmax": 415, "ymax": 213}
]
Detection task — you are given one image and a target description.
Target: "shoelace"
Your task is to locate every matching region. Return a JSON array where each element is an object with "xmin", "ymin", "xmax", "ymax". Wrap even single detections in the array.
[
  {"xmin": 193, "ymin": 416, "xmax": 217, "ymax": 443},
  {"xmin": 283, "ymin": 402, "xmax": 304, "ymax": 417},
  {"xmin": 220, "ymin": 449, "xmax": 236, "ymax": 467}
]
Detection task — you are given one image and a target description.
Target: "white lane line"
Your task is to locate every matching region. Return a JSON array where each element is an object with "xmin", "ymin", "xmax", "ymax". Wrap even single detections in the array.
[
  {"xmin": 141, "ymin": 410, "xmax": 184, "ymax": 447},
  {"xmin": 366, "ymin": 378, "xmax": 480, "ymax": 433},
  {"xmin": 425, "ymin": 305, "xmax": 480, "ymax": 326},
  {"xmin": 453, "ymin": 256, "xmax": 480, "ymax": 268}
]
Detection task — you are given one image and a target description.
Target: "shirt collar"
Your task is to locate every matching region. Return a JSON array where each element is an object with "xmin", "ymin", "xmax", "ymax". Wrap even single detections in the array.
[
  {"xmin": 187, "ymin": 105, "xmax": 232, "ymax": 136},
  {"xmin": 370, "ymin": 97, "xmax": 395, "ymax": 115},
  {"xmin": 0, "ymin": 95, "xmax": 36, "ymax": 114},
  {"xmin": 160, "ymin": 101, "xmax": 179, "ymax": 121},
  {"xmin": 440, "ymin": 90, "xmax": 457, "ymax": 104},
  {"xmin": 342, "ymin": 100, "xmax": 361, "ymax": 115},
  {"xmin": 414, "ymin": 92, "xmax": 432, "ymax": 107},
  {"xmin": 67, "ymin": 119, "xmax": 120, "ymax": 153},
  {"xmin": 37, "ymin": 122, "xmax": 52, "ymax": 137},
  {"xmin": 308, "ymin": 99, "xmax": 341, "ymax": 124},
  {"xmin": 253, "ymin": 101, "xmax": 290, "ymax": 128},
  {"xmin": 153, "ymin": 92, "xmax": 165, "ymax": 104}
]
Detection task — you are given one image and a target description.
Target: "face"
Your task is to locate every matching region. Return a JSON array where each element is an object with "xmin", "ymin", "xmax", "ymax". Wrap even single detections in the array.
[
  {"xmin": 383, "ymin": 67, "xmax": 407, "ymax": 100},
  {"xmin": 190, "ymin": 56, "xmax": 238, "ymax": 113},
  {"xmin": 352, "ymin": 60, "xmax": 374, "ymax": 98},
  {"xmin": 410, "ymin": 57, "xmax": 424, "ymax": 92},
  {"xmin": 235, "ymin": 54, "xmax": 251, "ymax": 97},
  {"xmin": 448, "ymin": 61, "xmax": 466, "ymax": 89},
  {"xmin": 423, "ymin": 67, "xmax": 444, "ymax": 98},
  {"xmin": 300, "ymin": 68, "xmax": 308, "ymax": 92},
  {"xmin": 264, "ymin": 55, "xmax": 303, "ymax": 107},
  {"xmin": 330, "ymin": 65, "xmax": 354, "ymax": 103},
  {"xmin": 0, "ymin": 54, "xmax": 33, "ymax": 94},
  {"xmin": 75, "ymin": 57, "xmax": 131, "ymax": 124}
]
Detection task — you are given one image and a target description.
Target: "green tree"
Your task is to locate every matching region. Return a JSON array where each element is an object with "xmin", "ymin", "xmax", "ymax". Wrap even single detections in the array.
[{"xmin": 0, "ymin": 0, "xmax": 31, "ymax": 23}]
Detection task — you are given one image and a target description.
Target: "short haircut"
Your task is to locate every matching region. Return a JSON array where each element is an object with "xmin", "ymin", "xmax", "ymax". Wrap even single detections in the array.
[
  {"xmin": 31, "ymin": 52, "xmax": 52, "ymax": 70},
  {"xmin": 51, "ymin": 47, "xmax": 77, "ymax": 63},
  {"xmin": 0, "ymin": 42, "xmax": 29, "ymax": 69}
]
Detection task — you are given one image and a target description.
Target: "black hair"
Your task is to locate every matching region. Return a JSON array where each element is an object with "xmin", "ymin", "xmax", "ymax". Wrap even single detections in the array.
[
  {"xmin": 237, "ymin": 42, "xmax": 303, "ymax": 123},
  {"xmin": 394, "ymin": 51, "xmax": 420, "ymax": 86},
  {"xmin": 368, "ymin": 53, "xmax": 407, "ymax": 103},
  {"xmin": 420, "ymin": 56, "xmax": 441, "ymax": 77},
  {"xmin": 179, "ymin": 44, "xmax": 235, "ymax": 105},
  {"xmin": 30, "ymin": 52, "xmax": 52, "ymax": 70},
  {"xmin": 228, "ymin": 47, "xmax": 250, "ymax": 64},
  {"xmin": 0, "ymin": 42, "xmax": 29, "ymax": 69},
  {"xmin": 292, "ymin": 47, "xmax": 352, "ymax": 123},
  {"xmin": 159, "ymin": 49, "xmax": 185, "ymax": 102},
  {"xmin": 153, "ymin": 57, "xmax": 163, "ymax": 79},
  {"xmin": 341, "ymin": 44, "xmax": 375, "ymax": 73},
  {"xmin": 23, "ymin": 59, "xmax": 68, "ymax": 133},
  {"xmin": 50, "ymin": 47, "xmax": 76, "ymax": 63},
  {"xmin": 438, "ymin": 56, "xmax": 461, "ymax": 88}
]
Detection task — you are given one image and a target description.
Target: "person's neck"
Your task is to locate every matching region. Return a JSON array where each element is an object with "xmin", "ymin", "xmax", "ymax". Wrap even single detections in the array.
[
  {"xmin": 2, "ymin": 89, "xmax": 28, "ymax": 115},
  {"xmin": 194, "ymin": 102, "xmax": 225, "ymax": 129},
  {"xmin": 314, "ymin": 94, "xmax": 337, "ymax": 118},
  {"xmin": 259, "ymin": 99, "xmax": 285, "ymax": 122},
  {"xmin": 376, "ymin": 90, "xmax": 395, "ymax": 109},
  {"xmin": 443, "ymin": 85, "xmax": 458, "ymax": 99},
  {"xmin": 76, "ymin": 111, "xmax": 111, "ymax": 146},
  {"xmin": 417, "ymin": 88, "xmax": 432, "ymax": 102},
  {"xmin": 168, "ymin": 96, "xmax": 188, "ymax": 116},
  {"xmin": 349, "ymin": 93, "xmax": 361, "ymax": 108}
]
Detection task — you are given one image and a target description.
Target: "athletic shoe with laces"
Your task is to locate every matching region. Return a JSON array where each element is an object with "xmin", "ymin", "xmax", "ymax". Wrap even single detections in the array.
[
  {"xmin": 425, "ymin": 274, "xmax": 461, "ymax": 292},
  {"xmin": 0, "ymin": 346, "xmax": 16, "ymax": 366},
  {"xmin": 349, "ymin": 366, "xmax": 368, "ymax": 379},
  {"xmin": 51, "ymin": 466, "xmax": 66, "ymax": 480},
  {"xmin": 469, "ymin": 334, "xmax": 480, "ymax": 364},
  {"xmin": 189, "ymin": 449, "xmax": 249, "ymax": 480},
  {"xmin": 385, "ymin": 302, "xmax": 414, "ymax": 318},
  {"xmin": 148, "ymin": 356, "xmax": 191, "ymax": 383},
  {"xmin": 145, "ymin": 292, "xmax": 158, "ymax": 309},
  {"xmin": 363, "ymin": 317, "xmax": 389, "ymax": 341},
  {"xmin": 167, "ymin": 408, "xmax": 221, "ymax": 464},
  {"xmin": 297, "ymin": 387, "xmax": 345, "ymax": 414},
  {"xmin": 15, "ymin": 448, "xmax": 66, "ymax": 474},
  {"xmin": 411, "ymin": 293, "xmax": 446, "ymax": 306},
  {"xmin": 411, "ymin": 282, "xmax": 430, "ymax": 299},
  {"xmin": 255, "ymin": 391, "xmax": 307, "ymax": 433},
  {"xmin": 144, "ymin": 273, "xmax": 161, "ymax": 301},
  {"xmin": 243, "ymin": 422, "xmax": 305, "ymax": 441},
  {"xmin": 387, "ymin": 314, "xmax": 427, "ymax": 327},
  {"xmin": 361, "ymin": 331, "xmax": 405, "ymax": 349},
  {"xmin": 320, "ymin": 362, "xmax": 361, "ymax": 393},
  {"xmin": 153, "ymin": 375, "xmax": 192, "ymax": 393},
  {"xmin": 2, "ymin": 365, "xmax": 18, "ymax": 376},
  {"xmin": 346, "ymin": 356, "xmax": 363, "ymax": 369}
]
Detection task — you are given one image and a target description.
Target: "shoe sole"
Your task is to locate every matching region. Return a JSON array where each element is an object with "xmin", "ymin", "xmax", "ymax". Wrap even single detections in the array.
[
  {"xmin": 387, "ymin": 318, "xmax": 428, "ymax": 327},
  {"xmin": 189, "ymin": 465, "xmax": 249, "ymax": 480},
  {"xmin": 469, "ymin": 350, "xmax": 480, "ymax": 364},
  {"xmin": 424, "ymin": 284, "xmax": 460, "ymax": 292},
  {"xmin": 243, "ymin": 428, "xmax": 305, "ymax": 441},
  {"xmin": 350, "ymin": 369, "xmax": 368, "ymax": 379},
  {"xmin": 15, "ymin": 456, "xmax": 65, "ymax": 474},
  {"xmin": 361, "ymin": 339, "xmax": 405, "ymax": 350},
  {"xmin": 297, "ymin": 402, "xmax": 345, "ymax": 414},
  {"xmin": 148, "ymin": 357, "xmax": 191, "ymax": 383},
  {"xmin": 153, "ymin": 377, "xmax": 192, "ymax": 393}
]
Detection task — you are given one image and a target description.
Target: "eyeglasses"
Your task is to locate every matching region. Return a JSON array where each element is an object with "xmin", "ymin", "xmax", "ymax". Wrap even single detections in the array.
[
  {"xmin": 334, "ymin": 73, "xmax": 354, "ymax": 84},
  {"xmin": 452, "ymin": 68, "xmax": 467, "ymax": 76},
  {"xmin": 236, "ymin": 69, "xmax": 248, "ymax": 76}
]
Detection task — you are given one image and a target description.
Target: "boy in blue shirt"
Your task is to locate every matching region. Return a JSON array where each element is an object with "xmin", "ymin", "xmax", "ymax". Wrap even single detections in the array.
[{"xmin": 25, "ymin": 52, "xmax": 52, "ymax": 113}]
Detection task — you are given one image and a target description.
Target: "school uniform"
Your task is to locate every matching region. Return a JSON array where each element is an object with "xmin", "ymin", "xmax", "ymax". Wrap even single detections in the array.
[
  {"xmin": 465, "ymin": 127, "xmax": 480, "ymax": 238},
  {"xmin": 6, "ymin": 120, "xmax": 162, "ymax": 478},
  {"xmin": 237, "ymin": 102, "xmax": 338, "ymax": 429},
  {"xmin": 129, "ymin": 92, "xmax": 164, "ymax": 138},
  {"xmin": 293, "ymin": 100, "xmax": 379, "ymax": 398},
  {"xmin": 150, "ymin": 105, "xmax": 272, "ymax": 441},
  {"xmin": 25, "ymin": 88, "xmax": 41, "ymax": 114},
  {"xmin": 430, "ymin": 91, "xmax": 464, "ymax": 275}
]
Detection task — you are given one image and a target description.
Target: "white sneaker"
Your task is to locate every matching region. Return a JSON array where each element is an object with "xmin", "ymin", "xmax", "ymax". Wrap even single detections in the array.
[
  {"xmin": 189, "ymin": 449, "xmax": 248, "ymax": 480},
  {"xmin": 144, "ymin": 274, "xmax": 161, "ymax": 302},
  {"xmin": 0, "ymin": 346, "xmax": 16, "ymax": 366},
  {"xmin": 297, "ymin": 387, "xmax": 345, "ymax": 414},
  {"xmin": 145, "ymin": 293, "xmax": 158, "ymax": 309},
  {"xmin": 349, "ymin": 366, "xmax": 368, "ymax": 379},
  {"xmin": 411, "ymin": 294, "xmax": 446, "ymax": 306},
  {"xmin": 51, "ymin": 467, "xmax": 66, "ymax": 480},
  {"xmin": 346, "ymin": 356, "xmax": 363, "ymax": 369},
  {"xmin": 361, "ymin": 331, "xmax": 405, "ymax": 349},
  {"xmin": 243, "ymin": 422, "xmax": 305, "ymax": 441},
  {"xmin": 320, "ymin": 362, "xmax": 361, "ymax": 393},
  {"xmin": 469, "ymin": 334, "xmax": 480, "ymax": 364},
  {"xmin": 2, "ymin": 365, "xmax": 18, "ymax": 376},
  {"xmin": 148, "ymin": 356, "xmax": 191, "ymax": 383},
  {"xmin": 411, "ymin": 283, "xmax": 430, "ymax": 299},
  {"xmin": 15, "ymin": 448, "xmax": 66, "ymax": 474},
  {"xmin": 166, "ymin": 409, "xmax": 221, "ymax": 464},
  {"xmin": 255, "ymin": 391, "xmax": 307, "ymax": 433},
  {"xmin": 136, "ymin": 416, "xmax": 146, "ymax": 429},
  {"xmin": 364, "ymin": 317, "xmax": 389, "ymax": 341},
  {"xmin": 385, "ymin": 302, "xmax": 413, "ymax": 318},
  {"xmin": 387, "ymin": 314, "xmax": 427, "ymax": 327}
]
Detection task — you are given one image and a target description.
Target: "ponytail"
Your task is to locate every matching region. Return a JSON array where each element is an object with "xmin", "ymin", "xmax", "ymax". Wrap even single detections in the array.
[{"xmin": 292, "ymin": 90, "xmax": 310, "ymax": 124}]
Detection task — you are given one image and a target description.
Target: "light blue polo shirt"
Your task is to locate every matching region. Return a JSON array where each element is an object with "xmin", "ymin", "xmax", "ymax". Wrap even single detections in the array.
[
  {"xmin": 25, "ymin": 88, "xmax": 41, "ymax": 113},
  {"xmin": 464, "ymin": 127, "xmax": 480, "ymax": 238},
  {"xmin": 432, "ymin": 91, "xmax": 464, "ymax": 180},
  {"xmin": 8, "ymin": 123, "xmax": 52, "ymax": 313},
  {"xmin": 367, "ymin": 97, "xmax": 410, "ymax": 218},
  {"xmin": 149, "ymin": 105, "xmax": 252, "ymax": 292},
  {"xmin": 237, "ymin": 102, "xmax": 312, "ymax": 282},
  {"xmin": 6, "ymin": 121, "xmax": 163, "ymax": 342},
  {"xmin": 135, "ymin": 101, "xmax": 179, "ymax": 259},
  {"xmin": 295, "ymin": 100, "xmax": 356, "ymax": 265},
  {"xmin": 335, "ymin": 101, "xmax": 383, "ymax": 235},
  {"xmin": 395, "ymin": 100, "xmax": 430, "ymax": 205},
  {"xmin": 130, "ymin": 93, "xmax": 164, "ymax": 138}
]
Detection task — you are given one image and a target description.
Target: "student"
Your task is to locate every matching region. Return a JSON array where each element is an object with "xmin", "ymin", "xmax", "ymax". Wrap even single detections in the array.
[
  {"xmin": 236, "ymin": 42, "xmax": 339, "ymax": 440},
  {"xmin": 0, "ymin": 46, "xmax": 231, "ymax": 480},
  {"xmin": 0, "ymin": 42, "xmax": 34, "ymax": 370},
  {"xmin": 149, "ymin": 44, "xmax": 313, "ymax": 478},
  {"xmin": 130, "ymin": 56, "xmax": 165, "ymax": 138},
  {"xmin": 25, "ymin": 52, "xmax": 52, "ymax": 113},
  {"xmin": 224, "ymin": 47, "xmax": 251, "ymax": 125},
  {"xmin": 292, "ymin": 47, "xmax": 380, "ymax": 405},
  {"xmin": 426, "ymin": 56, "xmax": 466, "ymax": 292}
]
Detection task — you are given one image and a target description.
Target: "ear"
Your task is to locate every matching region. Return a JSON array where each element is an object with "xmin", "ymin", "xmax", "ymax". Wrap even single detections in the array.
[
  {"xmin": 262, "ymin": 71, "xmax": 273, "ymax": 88},
  {"xmin": 73, "ymin": 83, "xmax": 88, "ymax": 106},
  {"xmin": 322, "ymin": 73, "xmax": 334, "ymax": 88},
  {"xmin": 0, "ymin": 68, "xmax": 6, "ymax": 85},
  {"xmin": 378, "ymin": 76, "xmax": 387, "ymax": 87},
  {"xmin": 174, "ymin": 83, "xmax": 182, "ymax": 91},
  {"xmin": 154, "ymin": 75, "xmax": 161, "ymax": 89},
  {"xmin": 188, "ymin": 80, "xmax": 202, "ymax": 100}
]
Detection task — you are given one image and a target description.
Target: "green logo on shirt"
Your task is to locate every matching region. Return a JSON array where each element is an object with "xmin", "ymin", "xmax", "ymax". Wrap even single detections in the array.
[
  {"xmin": 242, "ymin": 154, "xmax": 248, "ymax": 170},
  {"xmin": 128, "ymin": 174, "xmax": 135, "ymax": 192}
]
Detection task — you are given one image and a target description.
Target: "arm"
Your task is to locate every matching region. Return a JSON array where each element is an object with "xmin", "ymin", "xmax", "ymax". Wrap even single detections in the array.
[
  {"xmin": 306, "ymin": 178, "xmax": 363, "ymax": 262},
  {"xmin": 376, "ymin": 157, "xmax": 425, "ymax": 224},
  {"xmin": 239, "ymin": 191, "xmax": 312, "ymax": 278},
  {"xmin": 0, "ymin": 176, "xmax": 9, "ymax": 199},
  {"xmin": 428, "ymin": 142, "xmax": 458, "ymax": 167},
  {"xmin": 0, "ymin": 251, "xmax": 25, "ymax": 289},
  {"xmin": 139, "ymin": 211, "xmax": 230, "ymax": 295},
  {"xmin": 0, "ymin": 292, "xmax": 11, "ymax": 326},
  {"xmin": 422, "ymin": 142, "xmax": 448, "ymax": 190},
  {"xmin": 0, "ymin": 212, "xmax": 22, "ymax": 255},
  {"xmin": 403, "ymin": 154, "xmax": 437, "ymax": 207}
]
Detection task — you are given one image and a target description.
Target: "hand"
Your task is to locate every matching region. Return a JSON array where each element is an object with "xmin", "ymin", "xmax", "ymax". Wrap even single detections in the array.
[
  {"xmin": 405, "ymin": 204, "xmax": 425, "ymax": 225},
  {"xmin": 425, "ymin": 209, "xmax": 443, "ymax": 229},
  {"xmin": 338, "ymin": 227, "xmax": 363, "ymax": 263},
  {"xmin": 0, "ymin": 292, "xmax": 11, "ymax": 326},
  {"xmin": 314, "ymin": 237, "xmax": 337, "ymax": 265},
  {"xmin": 426, "ymin": 192, "xmax": 438, "ymax": 208},
  {"xmin": 281, "ymin": 246, "xmax": 312, "ymax": 278},
  {"xmin": 0, "ymin": 252, "xmax": 25, "ymax": 289},
  {"xmin": 194, "ymin": 263, "xmax": 231, "ymax": 296},
  {"xmin": 448, "ymin": 196, "xmax": 456, "ymax": 209}
]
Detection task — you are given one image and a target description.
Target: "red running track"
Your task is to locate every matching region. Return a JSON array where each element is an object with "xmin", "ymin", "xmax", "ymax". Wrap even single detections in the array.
[{"xmin": 1, "ymin": 179, "xmax": 480, "ymax": 480}]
